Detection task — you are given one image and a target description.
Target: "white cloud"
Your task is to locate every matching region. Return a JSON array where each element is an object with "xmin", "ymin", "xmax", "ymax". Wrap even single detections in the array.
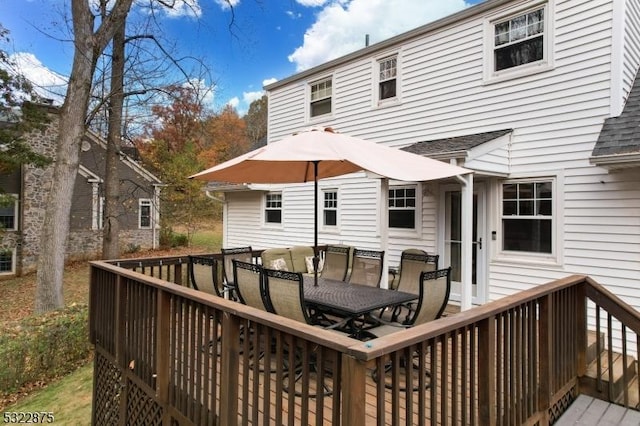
[
  {"xmin": 214, "ymin": 0, "xmax": 241, "ymax": 10},
  {"xmin": 243, "ymin": 90, "xmax": 264, "ymax": 105},
  {"xmin": 263, "ymin": 78, "xmax": 278, "ymax": 86},
  {"xmin": 184, "ymin": 78, "xmax": 216, "ymax": 108},
  {"xmin": 161, "ymin": 0, "xmax": 202, "ymax": 18},
  {"xmin": 288, "ymin": 0, "xmax": 473, "ymax": 72},
  {"xmin": 295, "ymin": 0, "xmax": 331, "ymax": 6},
  {"xmin": 227, "ymin": 97, "xmax": 240, "ymax": 108},
  {"xmin": 9, "ymin": 52, "xmax": 67, "ymax": 105}
]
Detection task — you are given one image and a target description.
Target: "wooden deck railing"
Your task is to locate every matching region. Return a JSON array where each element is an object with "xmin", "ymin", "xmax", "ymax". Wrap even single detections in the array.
[{"xmin": 89, "ymin": 255, "xmax": 640, "ymax": 425}]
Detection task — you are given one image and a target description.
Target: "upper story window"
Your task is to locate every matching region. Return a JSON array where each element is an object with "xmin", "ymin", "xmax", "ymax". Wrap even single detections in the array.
[
  {"xmin": 323, "ymin": 189, "xmax": 338, "ymax": 228},
  {"xmin": 389, "ymin": 186, "xmax": 416, "ymax": 229},
  {"xmin": 502, "ymin": 180, "xmax": 553, "ymax": 254},
  {"xmin": 378, "ymin": 56, "xmax": 397, "ymax": 101},
  {"xmin": 0, "ymin": 195, "xmax": 18, "ymax": 231},
  {"xmin": 309, "ymin": 77, "xmax": 332, "ymax": 118},
  {"xmin": 139, "ymin": 199, "xmax": 152, "ymax": 229},
  {"xmin": 494, "ymin": 8, "xmax": 544, "ymax": 71},
  {"xmin": 484, "ymin": 3, "xmax": 552, "ymax": 82},
  {"xmin": 265, "ymin": 192, "xmax": 282, "ymax": 224}
]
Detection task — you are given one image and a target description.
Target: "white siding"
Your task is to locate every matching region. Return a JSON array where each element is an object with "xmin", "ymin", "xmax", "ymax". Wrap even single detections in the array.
[{"xmin": 251, "ymin": 0, "xmax": 640, "ymax": 309}]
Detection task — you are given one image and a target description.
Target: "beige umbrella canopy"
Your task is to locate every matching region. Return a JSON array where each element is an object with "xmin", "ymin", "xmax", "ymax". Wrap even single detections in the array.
[
  {"xmin": 190, "ymin": 127, "xmax": 470, "ymax": 183},
  {"xmin": 190, "ymin": 127, "xmax": 471, "ymax": 286}
]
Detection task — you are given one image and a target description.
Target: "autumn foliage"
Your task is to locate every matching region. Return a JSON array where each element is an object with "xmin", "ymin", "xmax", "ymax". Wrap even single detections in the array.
[{"xmin": 134, "ymin": 85, "xmax": 252, "ymax": 243}]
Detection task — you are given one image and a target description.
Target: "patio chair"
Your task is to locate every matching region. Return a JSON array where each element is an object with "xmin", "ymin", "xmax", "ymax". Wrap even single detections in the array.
[
  {"xmin": 263, "ymin": 267, "xmax": 339, "ymax": 397},
  {"xmin": 365, "ymin": 268, "xmax": 451, "ymax": 391},
  {"xmin": 233, "ymin": 260, "xmax": 269, "ymax": 312},
  {"xmin": 320, "ymin": 245, "xmax": 351, "ymax": 281},
  {"xmin": 390, "ymin": 249, "xmax": 439, "ymax": 291},
  {"xmin": 189, "ymin": 255, "xmax": 229, "ymax": 298},
  {"xmin": 348, "ymin": 248, "xmax": 384, "ymax": 287},
  {"xmin": 384, "ymin": 249, "xmax": 439, "ymax": 321},
  {"xmin": 221, "ymin": 246, "xmax": 253, "ymax": 299}
]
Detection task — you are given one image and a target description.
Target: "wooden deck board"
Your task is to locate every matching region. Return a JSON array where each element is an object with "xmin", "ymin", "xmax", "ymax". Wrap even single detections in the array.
[{"xmin": 555, "ymin": 395, "xmax": 640, "ymax": 426}]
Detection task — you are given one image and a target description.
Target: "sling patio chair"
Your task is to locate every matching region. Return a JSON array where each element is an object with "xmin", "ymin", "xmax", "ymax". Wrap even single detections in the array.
[
  {"xmin": 262, "ymin": 268, "xmax": 347, "ymax": 397},
  {"xmin": 221, "ymin": 246, "xmax": 253, "ymax": 300},
  {"xmin": 233, "ymin": 260, "xmax": 269, "ymax": 312},
  {"xmin": 320, "ymin": 244, "xmax": 351, "ymax": 281},
  {"xmin": 384, "ymin": 249, "xmax": 439, "ymax": 321},
  {"xmin": 364, "ymin": 267, "xmax": 452, "ymax": 391},
  {"xmin": 348, "ymin": 248, "xmax": 384, "ymax": 287},
  {"xmin": 188, "ymin": 255, "xmax": 224, "ymax": 297}
]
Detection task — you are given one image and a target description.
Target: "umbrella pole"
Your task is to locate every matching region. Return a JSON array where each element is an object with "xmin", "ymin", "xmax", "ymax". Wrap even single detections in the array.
[{"xmin": 313, "ymin": 160, "xmax": 319, "ymax": 287}]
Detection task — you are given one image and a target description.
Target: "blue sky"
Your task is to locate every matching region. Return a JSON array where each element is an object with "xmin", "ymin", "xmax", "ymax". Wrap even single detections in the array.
[{"xmin": 1, "ymin": 0, "xmax": 482, "ymax": 115}]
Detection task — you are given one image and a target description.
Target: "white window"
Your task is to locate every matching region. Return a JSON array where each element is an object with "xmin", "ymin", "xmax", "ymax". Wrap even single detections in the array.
[
  {"xmin": 389, "ymin": 186, "xmax": 416, "ymax": 229},
  {"xmin": 0, "ymin": 248, "xmax": 15, "ymax": 274},
  {"xmin": 139, "ymin": 199, "xmax": 152, "ymax": 229},
  {"xmin": 0, "ymin": 195, "xmax": 18, "ymax": 231},
  {"xmin": 309, "ymin": 77, "xmax": 332, "ymax": 118},
  {"xmin": 484, "ymin": 3, "xmax": 553, "ymax": 82},
  {"xmin": 265, "ymin": 192, "xmax": 282, "ymax": 224},
  {"xmin": 378, "ymin": 55, "xmax": 397, "ymax": 101},
  {"xmin": 322, "ymin": 189, "xmax": 338, "ymax": 228},
  {"xmin": 501, "ymin": 180, "xmax": 553, "ymax": 254}
]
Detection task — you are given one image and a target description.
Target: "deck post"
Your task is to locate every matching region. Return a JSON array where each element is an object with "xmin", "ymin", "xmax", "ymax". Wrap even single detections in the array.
[
  {"xmin": 155, "ymin": 289, "xmax": 171, "ymax": 424},
  {"xmin": 341, "ymin": 354, "xmax": 367, "ymax": 426},
  {"xmin": 576, "ymin": 281, "xmax": 588, "ymax": 377},
  {"xmin": 538, "ymin": 294, "xmax": 553, "ymax": 424},
  {"xmin": 219, "ymin": 312, "xmax": 241, "ymax": 425},
  {"xmin": 478, "ymin": 317, "xmax": 496, "ymax": 425}
]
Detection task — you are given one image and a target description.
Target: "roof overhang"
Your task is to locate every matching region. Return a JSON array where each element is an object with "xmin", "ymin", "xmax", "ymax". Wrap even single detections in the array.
[
  {"xmin": 205, "ymin": 182, "xmax": 270, "ymax": 193},
  {"xmin": 589, "ymin": 152, "xmax": 640, "ymax": 171}
]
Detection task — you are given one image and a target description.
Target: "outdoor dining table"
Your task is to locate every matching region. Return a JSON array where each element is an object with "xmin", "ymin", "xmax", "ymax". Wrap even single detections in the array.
[{"xmin": 302, "ymin": 276, "xmax": 418, "ymax": 338}]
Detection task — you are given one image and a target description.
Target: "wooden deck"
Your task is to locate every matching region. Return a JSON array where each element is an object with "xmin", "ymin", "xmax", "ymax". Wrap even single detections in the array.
[
  {"xmin": 91, "ymin": 259, "xmax": 640, "ymax": 425},
  {"xmin": 555, "ymin": 395, "xmax": 640, "ymax": 425}
]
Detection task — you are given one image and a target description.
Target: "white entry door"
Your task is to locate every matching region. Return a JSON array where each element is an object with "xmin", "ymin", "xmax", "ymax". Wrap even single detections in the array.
[{"xmin": 440, "ymin": 183, "xmax": 486, "ymax": 305}]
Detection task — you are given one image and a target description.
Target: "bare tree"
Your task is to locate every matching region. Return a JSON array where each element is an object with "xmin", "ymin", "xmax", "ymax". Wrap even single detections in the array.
[{"xmin": 35, "ymin": 0, "xmax": 134, "ymax": 313}]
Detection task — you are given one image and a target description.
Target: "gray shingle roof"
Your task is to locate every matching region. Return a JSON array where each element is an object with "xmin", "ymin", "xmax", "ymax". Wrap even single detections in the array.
[
  {"xmin": 401, "ymin": 129, "xmax": 512, "ymax": 156},
  {"xmin": 592, "ymin": 70, "xmax": 640, "ymax": 157}
]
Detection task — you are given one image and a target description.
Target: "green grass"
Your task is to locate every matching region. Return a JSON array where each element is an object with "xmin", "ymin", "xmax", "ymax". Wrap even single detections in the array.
[
  {"xmin": 190, "ymin": 227, "xmax": 223, "ymax": 251},
  {"xmin": 3, "ymin": 362, "xmax": 93, "ymax": 425},
  {"xmin": 1, "ymin": 223, "xmax": 223, "ymax": 421}
]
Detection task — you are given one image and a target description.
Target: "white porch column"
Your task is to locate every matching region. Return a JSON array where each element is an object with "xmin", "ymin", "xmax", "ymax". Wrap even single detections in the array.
[
  {"xmin": 459, "ymin": 173, "xmax": 473, "ymax": 311},
  {"xmin": 380, "ymin": 178, "xmax": 390, "ymax": 289}
]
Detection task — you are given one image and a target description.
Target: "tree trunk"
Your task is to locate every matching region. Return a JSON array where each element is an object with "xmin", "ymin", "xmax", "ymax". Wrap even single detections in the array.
[
  {"xmin": 35, "ymin": 0, "xmax": 133, "ymax": 313},
  {"xmin": 103, "ymin": 23, "xmax": 125, "ymax": 260}
]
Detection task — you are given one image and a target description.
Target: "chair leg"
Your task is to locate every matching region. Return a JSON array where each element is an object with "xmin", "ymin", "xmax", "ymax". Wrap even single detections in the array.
[{"xmin": 282, "ymin": 343, "xmax": 334, "ymax": 398}]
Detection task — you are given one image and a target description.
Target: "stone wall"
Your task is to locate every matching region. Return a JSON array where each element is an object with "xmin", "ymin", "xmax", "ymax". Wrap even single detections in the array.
[{"xmin": 4, "ymin": 113, "xmax": 160, "ymax": 276}]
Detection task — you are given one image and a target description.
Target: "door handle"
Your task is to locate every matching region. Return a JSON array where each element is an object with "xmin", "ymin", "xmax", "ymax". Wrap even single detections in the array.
[{"xmin": 474, "ymin": 238, "xmax": 482, "ymax": 249}]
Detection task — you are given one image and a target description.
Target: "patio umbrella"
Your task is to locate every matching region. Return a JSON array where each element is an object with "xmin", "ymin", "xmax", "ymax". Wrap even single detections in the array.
[{"xmin": 190, "ymin": 127, "xmax": 471, "ymax": 286}]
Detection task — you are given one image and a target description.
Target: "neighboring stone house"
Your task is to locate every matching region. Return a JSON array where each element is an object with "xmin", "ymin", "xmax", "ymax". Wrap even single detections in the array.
[{"xmin": 0, "ymin": 107, "xmax": 162, "ymax": 276}]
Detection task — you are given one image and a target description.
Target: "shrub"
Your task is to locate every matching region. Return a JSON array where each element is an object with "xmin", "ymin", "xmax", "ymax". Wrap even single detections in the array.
[{"xmin": 0, "ymin": 304, "xmax": 92, "ymax": 396}]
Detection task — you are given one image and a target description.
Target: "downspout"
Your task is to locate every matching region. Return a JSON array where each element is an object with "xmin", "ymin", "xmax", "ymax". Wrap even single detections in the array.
[{"xmin": 205, "ymin": 190, "xmax": 227, "ymax": 247}]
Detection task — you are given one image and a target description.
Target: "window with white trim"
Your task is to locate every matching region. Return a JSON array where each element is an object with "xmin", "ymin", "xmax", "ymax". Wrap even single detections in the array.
[
  {"xmin": 0, "ymin": 195, "xmax": 18, "ymax": 231},
  {"xmin": 309, "ymin": 77, "xmax": 332, "ymax": 118},
  {"xmin": 139, "ymin": 199, "xmax": 152, "ymax": 229},
  {"xmin": 485, "ymin": 3, "xmax": 552, "ymax": 81},
  {"xmin": 389, "ymin": 186, "xmax": 416, "ymax": 229},
  {"xmin": 322, "ymin": 189, "xmax": 338, "ymax": 227},
  {"xmin": 378, "ymin": 55, "xmax": 397, "ymax": 101},
  {"xmin": 501, "ymin": 180, "xmax": 553, "ymax": 254},
  {"xmin": 0, "ymin": 248, "xmax": 14, "ymax": 274},
  {"xmin": 265, "ymin": 192, "xmax": 282, "ymax": 224}
]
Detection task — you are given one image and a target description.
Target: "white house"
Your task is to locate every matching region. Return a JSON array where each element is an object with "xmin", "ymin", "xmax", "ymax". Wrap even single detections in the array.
[{"xmin": 209, "ymin": 0, "xmax": 640, "ymax": 310}]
